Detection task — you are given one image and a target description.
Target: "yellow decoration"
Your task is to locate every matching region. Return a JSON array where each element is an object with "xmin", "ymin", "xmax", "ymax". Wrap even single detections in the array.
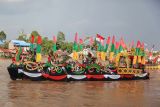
[
  {"xmin": 115, "ymin": 54, "xmax": 120, "ymax": 66},
  {"xmin": 138, "ymin": 56, "xmax": 142, "ymax": 63},
  {"xmin": 73, "ymin": 51, "xmax": 78, "ymax": 60},
  {"xmin": 96, "ymin": 51, "xmax": 101, "ymax": 60},
  {"xmin": 117, "ymin": 68, "xmax": 142, "ymax": 74},
  {"xmin": 101, "ymin": 52, "xmax": 106, "ymax": 61},
  {"xmin": 109, "ymin": 52, "xmax": 114, "ymax": 61},
  {"xmin": 36, "ymin": 53, "xmax": 42, "ymax": 62},
  {"xmin": 133, "ymin": 56, "xmax": 137, "ymax": 65},
  {"xmin": 141, "ymin": 57, "xmax": 145, "ymax": 65}
]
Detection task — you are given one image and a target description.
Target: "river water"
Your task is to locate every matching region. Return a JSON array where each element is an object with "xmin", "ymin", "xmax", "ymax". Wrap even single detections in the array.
[{"xmin": 0, "ymin": 59, "xmax": 160, "ymax": 107}]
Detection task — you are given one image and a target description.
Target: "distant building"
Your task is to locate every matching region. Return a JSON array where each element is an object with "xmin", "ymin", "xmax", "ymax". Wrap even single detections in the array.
[{"xmin": 8, "ymin": 40, "xmax": 30, "ymax": 51}]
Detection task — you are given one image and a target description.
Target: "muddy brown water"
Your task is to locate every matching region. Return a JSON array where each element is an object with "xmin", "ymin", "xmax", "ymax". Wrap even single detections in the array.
[{"xmin": 0, "ymin": 59, "xmax": 160, "ymax": 107}]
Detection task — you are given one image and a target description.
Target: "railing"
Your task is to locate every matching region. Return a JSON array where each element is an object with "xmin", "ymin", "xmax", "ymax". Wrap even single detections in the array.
[
  {"xmin": 145, "ymin": 65, "xmax": 160, "ymax": 70},
  {"xmin": 117, "ymin": 68, "xmax": 142, "ymax": 74}
]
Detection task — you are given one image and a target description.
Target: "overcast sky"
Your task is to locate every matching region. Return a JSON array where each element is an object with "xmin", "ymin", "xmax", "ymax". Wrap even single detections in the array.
[{"xmin": 0, "ymin": 0, "xmax": 160, "ymax": 49}]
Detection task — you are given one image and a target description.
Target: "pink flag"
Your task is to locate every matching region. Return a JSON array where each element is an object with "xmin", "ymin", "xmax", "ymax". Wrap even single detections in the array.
[
  {"xmin": 74, "ymin": 32, "xmax": 78, "ymax": 43},
  {"xmin": 53, "ymin": 36, "xmax": 57, "ymax": 43},
  {"xmin": 79, "ymin": 38, "xmax": 83, "ymax": 44},
  {"xmin": 115, "ymin": 41, "xmax": 120, "ymax": 49},
  {"xmin": 137, "ymin": 41, "xmax": 141, "ymax": 48},
  {"xmin": 120, "ymin": 37, "xmax": 127, "ymax": 49},
  {"xmin": 106, "ymin": 36, "xmax": 110, "ymax": 45},
  {"xmin": 101, "ymin": 39, "xmax": 104, "ymax": 46},
  {"xmin": 112, "ymin": 36, "xmax": 115, "ymax": 44},
  {"xmin": 141, "ymin": 42, "xmax": 144, "ymax": 49}
]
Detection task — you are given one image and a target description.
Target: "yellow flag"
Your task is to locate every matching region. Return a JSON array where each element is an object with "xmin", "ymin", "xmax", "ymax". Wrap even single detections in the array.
[
  {"xmin": 138, "ymin": 56, "xmax": 142, "ymax": 63},
  {"xmin": 36, "ymin": 53, "xmax": 42, "ymax": 62},
  {"xmin": 141, "ymin": 57, "xmax": 145, "ymax": 65},
  {"xmin": 109, "ymin": 52, "xmax": 114, "ymax": 61},
  {"xmin": 115, "ymin": 54, "xmax": 120, "ymax": 66},
  {"xmin": 101, "ymin": 52, "xmax": 106, "ymax": 61},
  {"xmin": 73, "ymin": 51, "xmax": 78, "ymax": 60},
  {"xmin": 133, "ymin": 56, "xmax": 137, "ymax": 65}
]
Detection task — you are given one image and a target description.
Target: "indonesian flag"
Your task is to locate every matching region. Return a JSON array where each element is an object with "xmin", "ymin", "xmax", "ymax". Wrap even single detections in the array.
[{"xmin": 96, "ymin": 34, "xmax": 105, "ymax": 43}]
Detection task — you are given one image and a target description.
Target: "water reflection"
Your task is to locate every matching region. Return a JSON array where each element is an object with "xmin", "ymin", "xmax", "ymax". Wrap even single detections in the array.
[{"xmin": 0, "ymin": 60, "xmax": 160, "ymax": 107}]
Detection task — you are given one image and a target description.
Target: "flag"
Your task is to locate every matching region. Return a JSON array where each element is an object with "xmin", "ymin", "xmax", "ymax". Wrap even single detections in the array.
[
  {"xmin": 115, "ymin": 41, "xmax": 120, "ymax": 66},
  {"xmin": 133, "ymin": 40, "xmax": 141, "ymax": 64},
  {"xmin": 79, "ymin": 38, "xmax": 83, "ymax": 51},
  {"xmin": 37, "ymin": 36, "xmax": 42, "ymax": 44},
  {"xmin": 30, "ymin": 35, "xmax": 34, "ymax": 51},
  {"xmin": 119, "ymin": 37, "xmax": 126, "ymax": 53},
  {"xmin": 52, "ymin": 36, "xmax": 57, "ymax": 52},
  {"xmin": 96, "ymin": 34, "xmax": 105, "ymax": 42},
  {"xmin": 73, "ymin": 33, "xmax": 79, "ymax": 60},
  {"xmin": 16, "ymin": 47, "xmax": 22, "ymax": 62},
  {"xmin": 115, "ymin": 41, "xmax": 120, "ymax": 55},
  {"xmin": 73, "ymin": 32, "xmax": 78, "ymax": 52},
  {"xmin": 36, "ymin": 36, "xmax": 42, "ymax": 62},
  {"xmin": 109, "ymin": 36, "xmax": 115, "ymax": 61},
  {"xmin": 104, "ymin": 36, "xmax": 110, "ymax": 52},
  {"xmin": 135, "ymin": 40, "xmax": 141, "ymax": 56}
]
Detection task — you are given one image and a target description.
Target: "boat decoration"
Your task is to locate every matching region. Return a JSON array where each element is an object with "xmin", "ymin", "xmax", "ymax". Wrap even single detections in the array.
[{"xmin": 7, "ymin": 34, "xmax": 149, "ymax": 81}]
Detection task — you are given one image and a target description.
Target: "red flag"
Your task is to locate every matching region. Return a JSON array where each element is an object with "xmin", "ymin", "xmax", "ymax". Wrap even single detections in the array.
[
  {"xmin": 141, "ymin": 42, "xmax": 144, "ymax": 49},
  {"xmin": 79, "ymin": 39, "xmax": 83, "ymax": 44},
  {"xmin": 96, "ymin": 34, "xmax": 105, "ymax": 40},
  {"xmin": 37, "ymin": 36, "xmax": 42, "ymax": 44},
  {"xmin": 112, "ymin": 36, "xmax": 115, "ymax": 44},
  {"xmin": 136, "ymin": 41, "xmax": 141, "ymax": 48},
  {"xmin": 120, "ymin": 37, "xmax": 127, "ymax": 49},
  {"xmin": 31, "ymin": 35, "xmax": 34, "ymax": 43},
  {"xmin": 53, "ymin": 36, "xmax": 57, "ymax": 43},
  {"xmin": 106, "ymin": 36, "xmax": 110, "ymax": 45},
  {"xmin": 74, "ymin": 32, "xmax": 78, "ymax": 43},
  {"xmin": 115, "ymin": 41, "xmax": 120, "ymax": 49}
]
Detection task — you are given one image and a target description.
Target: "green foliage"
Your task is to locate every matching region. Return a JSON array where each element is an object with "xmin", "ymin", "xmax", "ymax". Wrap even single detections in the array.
[
  {"xmin": 31, "ymin": 31, "xmax": 39, "ymax": 37},
  {"xmin": 41, "ymin": 37, "xmax": 53, "ymax": 55},
  {"xmin": 0, "ymin": 41, "xmax": 9, "ymax": 49},
  {"xmin": 0, "ymin": 31, "xmax": 6, "ymax": 42},
  {"xmin": 28, "ymin": 31, "xmax": 40, "ymax": 43},
  {"xmin": 57, "ymin": 31, "xmax": 65, "ymax": 49}
]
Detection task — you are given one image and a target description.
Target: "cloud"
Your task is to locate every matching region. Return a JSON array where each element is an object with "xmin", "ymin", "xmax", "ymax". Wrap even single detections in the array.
[
  {"xmin": 0, "ymin": 0, "xmax": 160, "ymax": 49},
  {"xmin": 0, "ymin": 0, "xmax": 25, "ymax": 2}
]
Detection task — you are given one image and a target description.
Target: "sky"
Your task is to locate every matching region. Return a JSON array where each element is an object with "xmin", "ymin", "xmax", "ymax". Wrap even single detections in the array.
[{"xmin": 0, "ymin": 0, "xmax": 160, "ymax": 49}]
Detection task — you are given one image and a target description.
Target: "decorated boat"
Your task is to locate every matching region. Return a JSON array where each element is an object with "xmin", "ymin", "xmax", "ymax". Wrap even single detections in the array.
[{"xmin": 7, "ymin": 34, "xmax": 149, "ymax": 81}]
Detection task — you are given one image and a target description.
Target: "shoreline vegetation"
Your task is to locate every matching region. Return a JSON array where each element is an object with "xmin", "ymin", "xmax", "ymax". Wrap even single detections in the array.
[{"xmin": 0, "ymin": 30, "xmax": 160, "ymax": 61}]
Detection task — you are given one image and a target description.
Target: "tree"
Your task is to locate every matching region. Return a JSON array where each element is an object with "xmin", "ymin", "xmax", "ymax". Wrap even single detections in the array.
[
  {"xmin": 1, "ymin": 41, "xmax": 9, "ymax": 49},
  {"xmin": 31, "ymin": 31, "xmax": 40, "ymax": 37},
  {"xmin": 17, "ymin": 32, "xmax": 27, "ymax": 42},
  {"xmin": 28, "ymin": 31, "xmax": 40, "ymax": 43},
  {"xmin": 0, "ymin": 31, "xmax": 6, "ymax": 42},
  {"xmin": 41, "ymin": 37, "xmax": 53, "ymax": 54},
  {"xmin": 57, "ymin": 31, "xmax": 65, "ymax": 50}
]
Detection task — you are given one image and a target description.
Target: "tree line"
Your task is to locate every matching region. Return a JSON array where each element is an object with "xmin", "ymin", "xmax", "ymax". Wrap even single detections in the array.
[{"xmin": 0, "ymin": 30, "xmax": 74, "ymax": 54}]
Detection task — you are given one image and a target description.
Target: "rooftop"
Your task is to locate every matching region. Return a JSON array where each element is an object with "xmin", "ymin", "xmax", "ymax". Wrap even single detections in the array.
[{"xmin": 11, "ymin": 40, "xmax": 30, "ymax": 47}]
